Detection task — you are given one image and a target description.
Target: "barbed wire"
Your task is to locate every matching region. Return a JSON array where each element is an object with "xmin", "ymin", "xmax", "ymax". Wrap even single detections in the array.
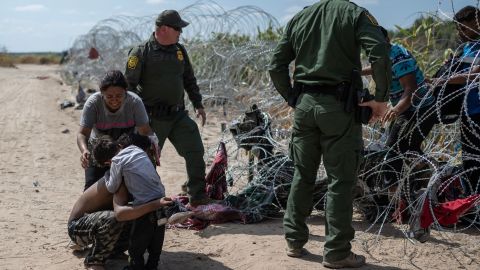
[{"xmin": 62, "ymin": 0, "xmax": 480, "ymax": 263}]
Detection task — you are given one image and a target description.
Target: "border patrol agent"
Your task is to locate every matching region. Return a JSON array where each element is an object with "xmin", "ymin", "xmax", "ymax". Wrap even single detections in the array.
[
  {"xmin": 269, "ymin": 1, "xmax": 391, "ymax": 268},
  {"xmin": 125, "ymin": 10, "xmax": 209, "ymax": 206}
]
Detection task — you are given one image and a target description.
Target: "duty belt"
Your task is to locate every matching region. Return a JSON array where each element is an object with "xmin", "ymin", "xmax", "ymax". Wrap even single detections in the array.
[
  {"xmin": 297, "ymin": 82, "xmax": 349, "ymax": 101},
  {"xmin": 300, "ymin": 84, "xmax": 339, "ymax": 96},
  {"xmin": 146, "ymin": 103, "xmax": 185, "ymax": 118}
]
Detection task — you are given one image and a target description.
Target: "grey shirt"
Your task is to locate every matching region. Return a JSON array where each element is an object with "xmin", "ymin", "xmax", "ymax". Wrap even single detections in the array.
[
  {"xmin": 80, "ymin": 91, "xmax": 149, "ymax": 142},
  {"xmin": 104, "ymin": 145, "xmax": 165, "ymax": 206}
]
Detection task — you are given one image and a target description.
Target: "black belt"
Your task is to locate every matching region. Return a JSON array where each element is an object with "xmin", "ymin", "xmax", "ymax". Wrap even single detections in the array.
[
  {"xmin": 146, "ymin": 103, "xmax": 185, "ymax": 118},
  {"xmin": 300, "ymin": 84, "xmax": 339, "ymax": 96}
]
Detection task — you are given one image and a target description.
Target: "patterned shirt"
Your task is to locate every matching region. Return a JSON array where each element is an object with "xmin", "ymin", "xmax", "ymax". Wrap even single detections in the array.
[{"xmin": 390, "ymin": 43, "xmax": 434, "ymax": 111}]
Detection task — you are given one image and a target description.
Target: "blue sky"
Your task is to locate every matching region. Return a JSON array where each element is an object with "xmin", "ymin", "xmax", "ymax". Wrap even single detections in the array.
[{"xmin": 0, "ymin": 0, "xmax": 474, "ymax": 52}]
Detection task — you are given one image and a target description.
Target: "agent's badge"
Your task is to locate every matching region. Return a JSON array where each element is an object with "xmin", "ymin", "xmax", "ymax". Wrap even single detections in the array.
[
  {"xmin": 364, "ymin": 11, "xmax": 379, "ymax": 26},
  {"xmin": 127, "ymin": 56, "xmax": 139, "ymax": 69},
  {"xmin": 177, "ymin": 50, "xmax": 184, "ymax": 61}
]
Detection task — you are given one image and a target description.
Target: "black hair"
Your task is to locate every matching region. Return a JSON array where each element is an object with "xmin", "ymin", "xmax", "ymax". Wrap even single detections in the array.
[
  {"xmin": 454, "ymin": 6, "xmax": 480, "ymax": 23},
  {"xmin": 99, "ymin": 70, "xmax": 128, "ymax": 92},
  {"xmin": 379, "ymin": 26, "xmax": 389, "ymax": 39},
  {"xmin": 117, "ymin": 133, "xmax": 151, "ymax": 152},
  {"xmin": 92, "ymin": 135, "xmax": 120, "ymax": 165}
]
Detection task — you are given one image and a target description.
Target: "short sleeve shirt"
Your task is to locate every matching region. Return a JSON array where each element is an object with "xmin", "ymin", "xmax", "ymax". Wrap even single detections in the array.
[
  {"xmin": 80, "ymin": 91, "xmax": 149, "ymax": 143},
  {"xmin": 390, "ymin": 43, "xmax": 434, "ymax": 110},
  {"xmin": 104, "ymin": 145, "xmax": 165, "ymax": 206}
]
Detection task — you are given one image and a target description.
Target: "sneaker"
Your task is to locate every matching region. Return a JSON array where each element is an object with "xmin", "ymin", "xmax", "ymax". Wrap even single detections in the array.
[
  {"xmin": 167, "ymin": 211, "xmax": 195, "ymax": 224},
  {"xmin": 286, "ymin": 247, "xmax": 309, "ymax": 258},
  {"xmin": 322, "ymin": 252, "xmax": 366, "ymax": 269}
]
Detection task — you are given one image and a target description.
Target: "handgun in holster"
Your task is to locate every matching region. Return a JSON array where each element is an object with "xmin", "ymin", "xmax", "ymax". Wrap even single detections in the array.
[
  {"xmin": 287, "ymin": 83, "xmax": 302, "ymax": 108},
  {"xmin": 345, "ymin": 69, "xmax": 373, "ymax": 124},
  {"xmin": 355, "ymin": 88, "xmax": 374, "ymax": 124}
]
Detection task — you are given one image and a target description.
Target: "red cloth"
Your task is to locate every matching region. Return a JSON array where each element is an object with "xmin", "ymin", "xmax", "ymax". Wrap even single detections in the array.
[
  {"xmin": 88, "ymin": 47, "xmax": 99, "ymax": 60},
  {"xmin": 420, "ymin": 194, "xmax": 480, "ymax": 228},
  {"xmin": 205, "ymin": 142, "xmax": 228, "ymax": 200}
]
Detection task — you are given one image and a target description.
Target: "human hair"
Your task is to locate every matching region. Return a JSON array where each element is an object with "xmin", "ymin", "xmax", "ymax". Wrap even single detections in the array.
[
  {"xmin": 92, "ymin": 135, "xmax": 120, "ymax": 165},
  {"xmin": 379, "ymin": 26, "xmax": 389, "ymax": 39},
  {"xmin": 454, "ymin": 6, "xmax": 480, "ymax": 23},
  {"xmin": 117, "ymin": 133, "xmax": 151, "ymax": 152},
  {"xmin": 99, "ymin": 70, "xmax": 128, "ymax": 92}
]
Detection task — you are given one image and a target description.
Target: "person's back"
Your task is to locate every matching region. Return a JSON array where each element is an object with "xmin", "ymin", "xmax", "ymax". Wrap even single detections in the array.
[
  {"xmin": 93, "ymin": 137, "xmax": 168, "ymax": 270},
  {"xmin": 104, "ymin": 145, "xmax": 165, "ymax": 205},
  {"xmin": 287, "ymin": 1, "xmax": 367, "ymax": 86},
  {"xmin": 270, "ymin": 0, "xmax": 391, "ymax": 99},
  {"xmin": 269, "ymin": 1, "xmax": 391, "ymax": 268}
]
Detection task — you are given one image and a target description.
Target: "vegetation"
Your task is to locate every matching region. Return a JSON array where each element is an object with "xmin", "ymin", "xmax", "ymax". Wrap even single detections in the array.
[
  {"xmin": 0, "ymin": 48, "xmax": 63, "ymax": 67},
  {"xmin": 391, "ymin": 16, "xmax": 459, "ymax": 76}
]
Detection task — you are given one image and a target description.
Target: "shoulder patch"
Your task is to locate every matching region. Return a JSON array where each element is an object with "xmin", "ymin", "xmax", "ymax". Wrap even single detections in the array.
[
  {"xmin": 127, "ymin": 56, "xmax": 139, "ymax": 69},
  {"xmin": 364, "ymin": 11, "xmax": 379, "ymax": 26},
  {"xmin": 177, "ymin": 49, "xmax": 184, "ymax": 61}
]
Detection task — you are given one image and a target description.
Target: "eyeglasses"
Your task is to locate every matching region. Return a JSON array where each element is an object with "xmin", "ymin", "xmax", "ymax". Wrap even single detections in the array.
[{"xmin": 166, "ymin": 25, "xmax": 182, "ymax": 32}]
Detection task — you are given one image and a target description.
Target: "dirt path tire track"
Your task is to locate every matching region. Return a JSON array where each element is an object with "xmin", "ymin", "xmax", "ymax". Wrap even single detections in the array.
[
  {"xmin": 0, "ymin": 65, "xmax": 479, "ymax": 270},
  {"xmin": 0, "ymin": 65, "xmax": 82, "ymax": 269}
]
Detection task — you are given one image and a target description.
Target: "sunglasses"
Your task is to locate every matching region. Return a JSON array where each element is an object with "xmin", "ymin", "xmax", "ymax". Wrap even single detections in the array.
[{"xmin": 166, "ymin": 25, "xmax": 182, "ymax": 32}]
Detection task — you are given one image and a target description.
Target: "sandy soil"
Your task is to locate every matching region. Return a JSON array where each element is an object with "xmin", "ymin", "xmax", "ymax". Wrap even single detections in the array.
[{"xmin": 0, "ymin": 65, "xmax": 479, "ymax": 270}]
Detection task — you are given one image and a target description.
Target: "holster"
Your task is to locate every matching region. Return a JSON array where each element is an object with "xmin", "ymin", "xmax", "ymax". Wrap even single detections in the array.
[
  {"xmin": 287, "ymin": 83, "xmax": 302, "ymax": 108},
  {"xmin": 347, "ymin": 69, "xmax": 373, "ymax": 124},
  {"xmin": 355, "ymin": 88, "xmax": 374, "ymax": 124},
  {"xmin": 291, "ymin": 70, "xmax": 372, "ymax": 124}
]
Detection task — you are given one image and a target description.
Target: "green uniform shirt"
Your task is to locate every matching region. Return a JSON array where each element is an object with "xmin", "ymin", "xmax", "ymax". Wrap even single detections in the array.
[
  {"xmin": 269, "ymin": 0, "xmax": 391, "ymax": 102},
  {"xmin": 125, "ymin": 33, "xmax": 203, "ymax": 109}
]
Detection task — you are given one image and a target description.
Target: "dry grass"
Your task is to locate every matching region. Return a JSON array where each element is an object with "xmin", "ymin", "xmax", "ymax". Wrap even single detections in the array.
[
  {"xmin": 0, "ymin": 53, "xmax": 61, "ymax": 68},
  {"xmin": 0, "ymin": 54, "xmax": 16, "ymax": 67}
]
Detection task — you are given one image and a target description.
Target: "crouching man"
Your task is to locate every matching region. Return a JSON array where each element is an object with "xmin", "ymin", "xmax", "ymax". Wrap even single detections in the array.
[{"xmin": 68, "ymin": 178, "xmax": 172, "ymax": 270}]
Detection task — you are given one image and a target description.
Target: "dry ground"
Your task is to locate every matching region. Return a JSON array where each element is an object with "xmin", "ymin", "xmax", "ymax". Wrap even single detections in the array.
[{"xmin": 0, "ymin": 65, "xmax": 479, "ymax": 270}]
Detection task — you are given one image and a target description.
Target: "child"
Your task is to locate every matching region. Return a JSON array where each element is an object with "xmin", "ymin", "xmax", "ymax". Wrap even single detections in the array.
[{"xmin": 93, "ymin": 134, "xmax": 191, "ymax": 270}]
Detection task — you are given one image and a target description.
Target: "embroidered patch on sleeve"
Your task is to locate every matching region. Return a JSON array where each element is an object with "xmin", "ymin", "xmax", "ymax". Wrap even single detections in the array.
[
  {"xmin": 177, "ymin": 50, "xmax": 184, "ymax": 61},
  {"xmin": 364, "ymin": 11, "xmax": 379, "ymax": 26},
  {"xmin": 127, "ymin": 56, "xmax": 139, "ymax": 69}
]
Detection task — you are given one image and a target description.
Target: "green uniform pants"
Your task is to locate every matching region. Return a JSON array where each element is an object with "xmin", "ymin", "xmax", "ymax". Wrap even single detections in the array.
[
  {"xmin": 283, "ymin": 93, "xmax": 362, "ymax": 261},
  {"xmin": 150, "ymin": 111, "xmax": 206, "ymax": 201}
]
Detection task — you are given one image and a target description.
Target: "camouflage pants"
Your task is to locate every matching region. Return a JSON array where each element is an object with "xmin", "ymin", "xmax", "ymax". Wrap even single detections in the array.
[{"xmin": 68, "ymin": 210, "xmax": 125, "ymax": 265}]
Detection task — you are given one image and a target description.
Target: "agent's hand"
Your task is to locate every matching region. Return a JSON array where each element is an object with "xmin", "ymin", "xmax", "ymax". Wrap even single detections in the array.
[
  {"xmin": 359, "ymin": 100, "xmax": 388, "ymax": 124},
  {"xmin": 80, "ymin": 150, "xmax": 90, "ymax": 169},
  {"xmin": 159, "ymin": 197, "xmax": 174, "ymax": 207},
  {"xmin": 196, "ymin": 108, "xmax": 206, "ymax": 127}
]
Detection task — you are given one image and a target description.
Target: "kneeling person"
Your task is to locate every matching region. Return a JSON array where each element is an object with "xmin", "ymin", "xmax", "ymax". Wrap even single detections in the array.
[
  {"xmin": 68, "ymin": 178, "xmax": 171, "ymax": 270},
  {"xmin": 68, "ymin": 179, "xmax": 125, "ymax": 270},
  {"xmin": 93, "ymin": 135, "xmax": 172, "ymax": 270}
]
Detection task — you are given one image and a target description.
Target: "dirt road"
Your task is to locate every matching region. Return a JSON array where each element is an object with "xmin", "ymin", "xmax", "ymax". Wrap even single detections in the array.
[{"xmin": 0, "ymin": 65, "xmax": 478, "ymax": 270}]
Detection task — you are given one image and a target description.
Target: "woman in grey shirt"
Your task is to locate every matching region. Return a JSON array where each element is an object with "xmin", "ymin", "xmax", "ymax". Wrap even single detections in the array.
[{"xmin": 77, "ymin": 70, "xmax": 155, "ymax": 190}]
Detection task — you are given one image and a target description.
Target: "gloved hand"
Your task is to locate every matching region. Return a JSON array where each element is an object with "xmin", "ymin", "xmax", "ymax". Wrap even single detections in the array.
[{"xmin": 149, "ymin": 134, "xmax": 161, "ymax": 166}]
